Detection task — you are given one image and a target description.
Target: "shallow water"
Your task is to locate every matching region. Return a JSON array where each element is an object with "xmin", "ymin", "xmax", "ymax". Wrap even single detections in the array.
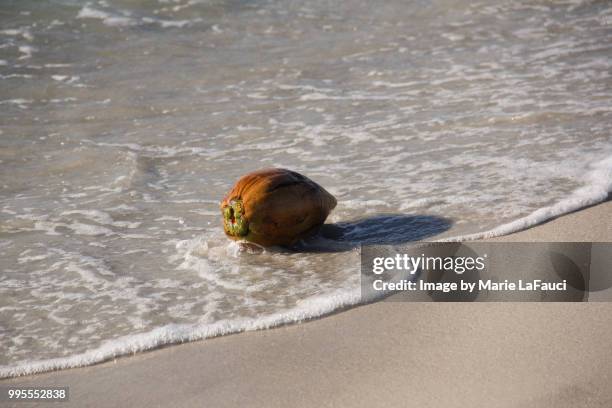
[{"xmin": 1, "ymin": 0, "xmax": 611, "ymax": 376}]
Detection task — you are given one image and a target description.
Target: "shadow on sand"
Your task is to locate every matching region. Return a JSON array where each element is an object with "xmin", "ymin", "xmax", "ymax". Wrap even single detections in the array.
[{"xmin": 292, "ymin": 214, "xmax": 453, "ymax": 253}]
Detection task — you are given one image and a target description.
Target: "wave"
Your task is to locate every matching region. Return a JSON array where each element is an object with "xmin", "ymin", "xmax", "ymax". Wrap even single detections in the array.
[
  {"xmin": 0, "ymin": 286, "xmax": 369, "ymax": 378},
  {"xmin": 2, "ymin": 154, "xmax": 611, "ymax": 379},
  {"xmin": 447, "ymin": 154, "xmax": 612, "ymax": 241}
]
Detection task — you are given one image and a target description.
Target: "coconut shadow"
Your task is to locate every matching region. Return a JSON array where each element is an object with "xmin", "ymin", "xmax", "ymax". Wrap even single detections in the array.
[{"xmin": 291, "ymin": 214, "xmax": 453, "ymax": 253}]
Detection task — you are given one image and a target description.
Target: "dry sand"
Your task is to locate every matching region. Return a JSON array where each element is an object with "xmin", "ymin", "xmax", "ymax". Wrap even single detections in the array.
[{"xmin": 2, "ymin": 200, "xmax": 612, "ymax": 408}]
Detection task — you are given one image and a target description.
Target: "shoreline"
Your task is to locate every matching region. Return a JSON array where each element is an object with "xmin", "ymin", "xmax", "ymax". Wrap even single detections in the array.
[{"xmin": 2, "ymin": 200, "xmax": 611, "ymax": 407}]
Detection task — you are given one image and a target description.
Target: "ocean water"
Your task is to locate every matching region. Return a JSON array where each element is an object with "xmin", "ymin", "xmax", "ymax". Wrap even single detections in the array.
[{"xmin": 1, "ymin": 0, "xmax": 611, "ymax": 377}]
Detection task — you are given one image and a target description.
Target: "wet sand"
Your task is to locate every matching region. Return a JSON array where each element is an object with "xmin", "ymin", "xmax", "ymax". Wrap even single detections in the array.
[{"xmin": 2, "ymin": 200, "xmax": 611, "ymax": 408}]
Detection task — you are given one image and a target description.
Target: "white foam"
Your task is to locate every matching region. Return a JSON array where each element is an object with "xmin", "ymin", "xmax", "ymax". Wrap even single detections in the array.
[
  {"xmin": 62, "ymin": 209, "xmax": 137, "ymax": 229},
  {"xmin": 77, "ymin": 5, "xmax": 198, "ymax": 28},
  {"xmin": 17, "ymin": 254, "xmax": 50, "ymax": 264},
  {"xmin": 0, "ymin": 286, "xmax": 365, "ymax": 378},
  {"xmin": 0, "ymin": 74, "xmax": 33, "ymax": 80},
  {"xmin": 33, "ymin": 221, "xmax": 62, "ymax": 235},
  {"xmin": 18, "ymin": 45, "xmax": 36, "ymax": 60},
  {"xmin": 142, "ymin": 17, "xmax": 195, "ymax": 28},
  {"xmin": 372, "ymin": 80, "xmax": 419, "ymax": 88},
  {"xmin": 445, "ymin": 154, "xmax": 612, "ymax": 241},
  {"xmin": 67, "ymin": 223, "xmax": 114, "ymax": 236},
  {"xmin": 0, "ymin": 99, "xmax": 33, "ymax": 105},
  {"xmin": 105, "ymin": 16, "xmax": 137, "ymax": 27},
  {"xmin": 0, "ymin": 28, "xmax": 33, "ymax": 41},
  {"xmin": 77, "ymin": 6, "xmax": 138, "ymax": 27},
  {"xmin": 77, "ymin": 6, "xmax": 111, "ymax": 20}
]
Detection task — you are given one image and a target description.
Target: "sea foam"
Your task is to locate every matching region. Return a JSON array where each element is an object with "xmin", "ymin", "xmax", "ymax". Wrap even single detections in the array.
[
  {"xmin": 449, "ymin": 154, "xmax": 612, "ymax": 241},
  {"xmin": 0, "ymin": 286, "xmax": 364, "ymax": 378}
]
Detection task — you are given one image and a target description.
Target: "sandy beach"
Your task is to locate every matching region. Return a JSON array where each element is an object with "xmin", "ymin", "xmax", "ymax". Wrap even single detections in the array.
[{"xmin": 2, "ymin": 200, "xmax": 612, "ymax": 408}]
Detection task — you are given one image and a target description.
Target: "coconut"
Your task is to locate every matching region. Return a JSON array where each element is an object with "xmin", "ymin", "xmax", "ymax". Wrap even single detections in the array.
[{"xmin": 220, "ymin": 168, "xmax": 337, "ymax": 246}]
